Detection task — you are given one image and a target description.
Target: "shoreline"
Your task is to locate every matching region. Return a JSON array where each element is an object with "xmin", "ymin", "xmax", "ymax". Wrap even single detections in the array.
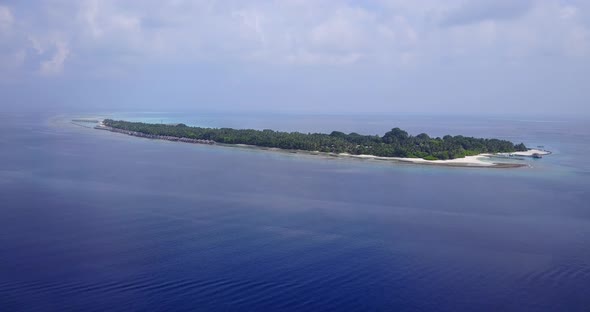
[
  {"xmin": 95, "ymin": 122, "xmax": 215, "ymax": 145},
  {"xmin": 88, "ymin": 120, "xmax": 537, "ymax": 169}
]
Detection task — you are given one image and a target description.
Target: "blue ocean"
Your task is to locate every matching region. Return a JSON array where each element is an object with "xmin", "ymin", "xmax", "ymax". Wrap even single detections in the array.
[{"xmin": 1, "ymin": 112, "xmax": 589, "ymax": 311}]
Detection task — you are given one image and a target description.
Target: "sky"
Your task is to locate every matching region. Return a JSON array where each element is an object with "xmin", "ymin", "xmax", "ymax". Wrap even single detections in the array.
[{"xmin": 0, "ymin": 0, "xmax": 589, "ymax": 115}]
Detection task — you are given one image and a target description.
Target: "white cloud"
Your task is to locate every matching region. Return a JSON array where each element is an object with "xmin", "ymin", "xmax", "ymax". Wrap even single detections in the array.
[
  {"xmin": 440, "ymin": 0, "xmax": 533, "ymax": 27},
  {"xmin": 285, "ymin": 51, "xmax": 362, "ymax": 66},
  {"xmin": 0, "ymin": 0, "xmax": 588, "ymax": 78},
  {"xmin": 39, "ymin": 41, "xmax": 70, "ymax": 76},
  {"xmin": 309, "ymin": 8, "xmax": 373, "ymax": 52},
  {"xmin": 29, "ymin": 36, "xmax": 45, "ymax": 54},
  {"xmin": 565, "ymin": 26, "xmax": 590, "ymax": 57},
  {"xmin": 233, "ymin": 9, "xmax": 267, "ymax": 46},
  {"xmin": 0, "ymin": 5, "xmax": 13, "ymax": 35},
  {"xmin": 560, "ymin": 5, "xmax": 578, "ymax": 20}
]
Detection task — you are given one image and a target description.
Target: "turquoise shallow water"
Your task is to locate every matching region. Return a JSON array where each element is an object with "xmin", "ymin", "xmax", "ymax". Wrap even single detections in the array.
[{"xmin": 1, "ymin": 112, "xmax": 589, "ymax": 311}]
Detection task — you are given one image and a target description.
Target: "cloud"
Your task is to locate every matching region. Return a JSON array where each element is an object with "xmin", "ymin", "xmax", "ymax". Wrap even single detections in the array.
[
  {"xmin": 440, "ymin": 0, "xmax": 534, "ymax": 27},
  {"xmin": 79, "ymin": 0, "xmax": 141, "ymax": 39},
  {"xmin": 560, "ymin": 5, "xmax": 578, "ymax": 19},
  {"xmin": 233, "ymin": 9, "xmax": 266, "ymax": 47},
  {"xmin": 0, "ymin": 0, "xmax": 588, "ymax": 78},
  {"xmin": 309, "ymin": 8, "xmax": 373, "ymax": 53},
  {"xmin": 39, "ymin": 41, "xmax": 70, "ymax": 76},
  {"xmin": 0, "ymin": 0, "xmax": 589, "ymax": 114},
  {"xmin": 0, "ymin": 5, "xmax": 13, "ymax": 35}
]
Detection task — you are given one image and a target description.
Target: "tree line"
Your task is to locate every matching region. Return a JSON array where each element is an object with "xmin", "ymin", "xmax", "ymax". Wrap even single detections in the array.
[{"xmin": 103, "ymin": 119, "xmax": 528, "ymax": 160}]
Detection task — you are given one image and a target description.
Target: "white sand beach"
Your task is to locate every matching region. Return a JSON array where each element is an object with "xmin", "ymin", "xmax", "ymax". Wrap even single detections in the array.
[
  {"xmin": 341, "ymin": 148, "xmax": 553, "ymax": 167},
  {"xmin": 340, "ymin": 153, "xmax": 495, "ymax": 167}
]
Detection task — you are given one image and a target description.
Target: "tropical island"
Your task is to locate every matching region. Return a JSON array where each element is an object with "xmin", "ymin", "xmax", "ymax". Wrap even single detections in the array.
[{"xmin": 95, "ymin": 119, "xmax": 538, "ymax": 167}]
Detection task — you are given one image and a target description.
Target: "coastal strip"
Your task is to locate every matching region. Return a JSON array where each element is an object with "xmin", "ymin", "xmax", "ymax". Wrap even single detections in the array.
[
  {"xmin": 95, "ymin": 122, "xmax": 215, "ymax": 145},
  {"xmin": 89, "ymin": 119, "xmax": 533, "ymax": 168},
  {"xmin": 336, "ymin": 153, "xmax": 525, "ymax": 168}
]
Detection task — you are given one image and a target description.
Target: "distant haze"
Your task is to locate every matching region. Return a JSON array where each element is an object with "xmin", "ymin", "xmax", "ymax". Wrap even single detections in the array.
[{"xmin": 1, "ymin": 0, "xmax": 589, "ymax": 115}]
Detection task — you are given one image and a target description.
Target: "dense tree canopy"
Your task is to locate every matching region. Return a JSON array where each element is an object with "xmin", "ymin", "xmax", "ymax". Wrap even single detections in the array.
[{"xmin": 103, "ymin": 120, "xmax": 528, "ymax": 160}]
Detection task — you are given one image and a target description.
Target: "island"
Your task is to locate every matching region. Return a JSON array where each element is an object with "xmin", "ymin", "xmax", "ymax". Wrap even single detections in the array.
[{"xmin": 87, "ymin": 119, "xmax": 551, "ymax": 168}]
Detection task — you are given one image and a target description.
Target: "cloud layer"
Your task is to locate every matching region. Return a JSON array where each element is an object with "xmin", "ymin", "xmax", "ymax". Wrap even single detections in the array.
[{"xmin": 1, "ymin": 0, "xmax": 589, "ymax": 114}]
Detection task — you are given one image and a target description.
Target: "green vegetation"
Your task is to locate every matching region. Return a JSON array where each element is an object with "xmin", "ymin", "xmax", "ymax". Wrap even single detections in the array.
[
  {"xmin": 103, "ymin": 119, "xmax": 528, "ymax": 160},
  {"xmin": 422, "ymin": 155, "xmax": 439, "ymax": 161}
]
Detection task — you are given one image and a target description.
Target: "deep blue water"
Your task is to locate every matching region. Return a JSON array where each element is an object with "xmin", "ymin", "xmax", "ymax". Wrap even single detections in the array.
[{"xmin": 1, "ymin": 112, "xmax": 589, "ymax": 311}]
